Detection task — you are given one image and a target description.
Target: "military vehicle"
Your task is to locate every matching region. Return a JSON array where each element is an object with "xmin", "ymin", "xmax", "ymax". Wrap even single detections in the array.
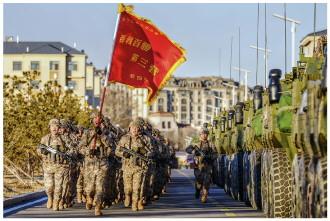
[{"xmin": 209, "ymin": 32, "xmax": 327, "ymax": 218}]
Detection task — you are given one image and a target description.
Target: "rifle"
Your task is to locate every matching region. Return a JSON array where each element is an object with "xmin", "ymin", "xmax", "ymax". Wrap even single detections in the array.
[
  {"xmin": 121, "ymin": 146, "xmax": 152, "ymax": 163},
  {"xmin": 38, "ymin": 143, "xmax": 75, "ymax": 162}
]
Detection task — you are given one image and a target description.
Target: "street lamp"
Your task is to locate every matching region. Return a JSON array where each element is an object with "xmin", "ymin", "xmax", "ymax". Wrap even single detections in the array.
[
  {"xmin": 233, "ymin": 66, "xmax": 251, "ymax": 101},
  {"xmin": 272, "ymin": 13, "xmax": 301, "ymax": 68},
  {"xmin": 249, "ymin": 45, "xmax": 272, "ymax": 86}
]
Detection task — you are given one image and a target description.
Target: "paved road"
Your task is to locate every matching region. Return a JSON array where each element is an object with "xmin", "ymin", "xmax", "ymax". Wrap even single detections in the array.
[{"xmin": 6, "ymin": 169, "xmax": 264, "ymax": 218}]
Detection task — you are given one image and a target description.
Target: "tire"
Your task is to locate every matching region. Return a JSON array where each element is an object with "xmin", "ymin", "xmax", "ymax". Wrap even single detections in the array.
[
  {"xmin": 291, "ymin": 153, "xmax": 302, "ymax": 217},
  {"xmin": 249, "ymin": 150, "xmax": 262, "ymax": 210},
  {"xmin": 313, "ymin": 157, "xmax": 327, "ymax": 218},
  {"xmin": 306, "ymin": 157, "xmax": 316, "ymax": 218},
  {"xmin": 299, "ymin": 153, "xmax": 311, "ymax": 218},
  {"xmin": 243, "ymin": 151, "xmax": 251, "ymax": 205},
  {"xmin": 224, "ymin": 155, "xmax": 232, "ymax": 195},
  {"xmin": 230, "ymin": 153, "xmax": 238, "ymax": 200},
  {"xmin": 261, "ymin": 149, "xmax": 270, "ymax": 216},
  {"xmin": 218, "ymin": 154, "xmax": 226, "ymax": 188},
  {"xmin": 269, "ymin": 149, "xmax": 292, "ymax": 218}
]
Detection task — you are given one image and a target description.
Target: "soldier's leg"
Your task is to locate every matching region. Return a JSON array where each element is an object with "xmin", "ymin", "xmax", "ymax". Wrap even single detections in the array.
[
  {"xmin": 138, "ymin": 171, "xmax": 147, "ymax": 209},
  {"xmin": 132, "ymin": 170, "xmax": 143, "ymax": 211},
  {"xmin": 84, "ymin": 166, "xmax": 96, "ymax": 210},
  {"xmin": 60, "ymin": 168, "xmax": 70, "ymax": 210},
  {"xmin": 94, "ymin": 165, "xmax": 108, "ymax": 216},
  {"xmin": 201, "ymin": 167, "xmax": 212, "ymax": 203},
  {"xmin": 76, "ymin": 165, "xmax": 84, "ymax": 203},
  {"xmin": 53, "ymin": 166, "xmax": 69, "ymax": 211},
  {"xmin": 194, "ymin": 168, "xmax": 202, "ymax": 199},
  {"xmin": 123, "ymin": 168, "xmax": 133, "ymax": 208},
  {"xmin": 43, "ymin": 169, "xmax": 55, "ymax": 209}
]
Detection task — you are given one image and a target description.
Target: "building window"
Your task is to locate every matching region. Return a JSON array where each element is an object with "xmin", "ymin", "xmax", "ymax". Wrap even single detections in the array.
[
  {"xmin": 168, "ymin": 121, "xmax": 171, "ymax": 129},
  {"xmin": 149, "ymin": 105, "xmax": 153, "ymax": 111},
  {"xmin": 68, "ymin": 62, "xmax": 78, "ymax": 71},
  {"xmin": 181, "ymin": 98, "xmax": 187, "ymax": 105},
  {"xmin": 158, "ymin": 98, "xmax": 164, "ymax": 104},
  {"xmin": 206, "ymin": 107, "xmax": 212, "ymax": 112},
  {"xmin": 198, "ymin": 99, "xmax": 201, "ymax": 103},
  {"xmin": 162, "ymin": 121, "xmax": 166, "ymax": 129},
  {"xmin": 50, "ymin": 61, "xmax": 59, "ymax": 70},
  {"xmin": 67, "ymin": 80, "xmax": 77, "ymax": 90},
  {"xmin": 220, "ymin": 92, "xmax": 223, "ymax": 97},
  {"xmin": 198, "ymin": 106, "xmax": 201, "ymax": 111},
  {"xmin": 181, "ymin": 106, "xmax": 187, "ymax": 112},
  {"xmin": 13, "ymin": 61, "xmax": 22, "ymax": 71},
  {"xmin": 158, "ymin": 105, "xmax": 164, "ymax": 112},
  {"xmin": 31, "ymin": 61, "xmax": 40, "ymax": 70},
  {"xmin": 207, "ymin": 99, "xmax": 212, "ymax": 105},
  {"xmin": 181, "ymin": 113, "xmax": 187, "ymax": 119}
]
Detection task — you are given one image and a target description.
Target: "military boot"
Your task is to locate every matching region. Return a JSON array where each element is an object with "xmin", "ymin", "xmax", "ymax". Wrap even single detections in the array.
[
  {"xmin": 58, "ymin": 200, "xmax": 64, "ymax": 210},
  {"xmin": 137, "ymin": 200, "xmax": 144, "ymax": 211},
  {"xmin": 46, "ymin": 196, "xmax": 53, "ymax": 209},
  {"xmin": 82, "ymin": 194, "xmax": 87, "ymax": 203},
  {"xmin": 95, "ymin": 203, "xmax": 103, "ymax": 216},
  {"xmin": 52, "ymin": 200, "xmax": 59, "ymax": 211},
  {"xmin": 77, "ymin": 192, "xmax": 83, "ymax": 203},
  {"xmin": 124, "ymin": 195, "xmax": 131, "ymax": 208},
  {"xmin": 201, "ymin": 189, "xmax": 208, "ymax": 203},
  {"xmin": 86, "ymin": 196, "xmax": 93, "ymax": 210},
  {"xmin": 132, "ymin": 201, "xmax": 138, "ymax": 212}
]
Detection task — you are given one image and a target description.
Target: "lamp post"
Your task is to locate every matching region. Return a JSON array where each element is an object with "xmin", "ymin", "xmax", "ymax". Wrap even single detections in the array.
[
  {"xmin": 249, "ymin": 45, "xmax": 272, "ymax": 86},
  {"xmin": 272, "ymin": 13, "xmax": 301, "ymax": 68},
  {"xmin": 233, "ymin": 66, "xmax": 251, "ymax": 101}
]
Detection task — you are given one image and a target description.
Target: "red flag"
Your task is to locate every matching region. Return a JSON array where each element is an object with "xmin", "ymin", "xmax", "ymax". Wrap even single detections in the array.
[{"xmin": 108, "ymin": 4, "xmax": 186, "ymax": 104}]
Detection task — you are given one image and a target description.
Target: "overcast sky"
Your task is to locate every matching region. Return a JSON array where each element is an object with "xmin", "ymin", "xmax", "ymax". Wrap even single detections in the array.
[{"xmin": 4, "ymin": 3, "xmax": 327, "ymax": 87}]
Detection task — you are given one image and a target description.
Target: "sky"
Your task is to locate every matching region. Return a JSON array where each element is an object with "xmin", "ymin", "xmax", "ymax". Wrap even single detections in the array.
[{"xmin": 4, "ymin": 3, "xmax": 327, "ymax": 87}]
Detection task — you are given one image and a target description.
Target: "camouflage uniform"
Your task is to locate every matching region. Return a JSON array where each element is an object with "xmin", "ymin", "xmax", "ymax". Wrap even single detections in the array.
[
  {"xmin": 78, "ymin": 122, "xmax": 113, "ymax": 216},
  {"xmin": 115, "ymin": 120, "xmax": 154, "ymax": 211},
  {"xmin": 75, "ymin": 125, "xmax": 86, "ymax": 204},
  {"xmin": 38, "ymin": 119, "xmax": 72, "ymax": 211},
  {"xmin": 193, "ymin": 129, "xmax": 216, "ymax": 203}
]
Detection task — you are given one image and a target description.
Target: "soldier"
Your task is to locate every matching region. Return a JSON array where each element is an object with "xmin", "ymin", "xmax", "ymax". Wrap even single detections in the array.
[
  {"xmin": 187, "ymin": 128, "xmax": 216, "ymax": 203},
  {"xmin": 75, "ymin": 125, "xmax": 86, "ymax": 204},
  {"xmin": 38, "ymin": 119, "xmax": 73, "ymax": 211},
  {"xmin": 78, "ymin": 114, "xmax": 113, "ymax": 216},
  {"xmin": 115, "ymin": 119, "xmax": 155, "ymax": 211}
]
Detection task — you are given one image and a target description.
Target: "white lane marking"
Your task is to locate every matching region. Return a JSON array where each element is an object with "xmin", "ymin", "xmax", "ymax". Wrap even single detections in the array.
[{"xmin": 4, "ymin": 197, "xmax": 48, "ymax": 216}]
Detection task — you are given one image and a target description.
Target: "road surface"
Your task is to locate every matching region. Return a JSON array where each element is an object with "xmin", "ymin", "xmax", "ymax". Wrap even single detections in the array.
[{"xmin": 5, "ymin": 169, "xmax": 264, "ymax": 218}]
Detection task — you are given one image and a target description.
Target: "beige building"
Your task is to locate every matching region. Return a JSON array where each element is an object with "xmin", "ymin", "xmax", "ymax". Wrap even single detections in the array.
[
  {"xmin": 300, "ymin": 29, "xmax": 327, "ymax": 57},
  {"xmin": 4, "ymin": 38, "xmax": 101, "ymax": 106}
]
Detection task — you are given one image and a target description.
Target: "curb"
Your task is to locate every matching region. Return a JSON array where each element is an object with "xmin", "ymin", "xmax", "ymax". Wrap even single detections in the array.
[{"xmin": 3, "ymin": 190, "xmax": 46, "ymax": 208}]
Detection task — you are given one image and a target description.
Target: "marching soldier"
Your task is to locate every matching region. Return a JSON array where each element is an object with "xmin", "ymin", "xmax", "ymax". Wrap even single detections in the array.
[
  {"xmin": 115, "ymin": 119, "xmax": 155, "ymax": 211},
  {"xmin": 78, "ymin": 113, "xmax": 113, "ymax": 216},
  {"xmin": 38, "ymin": 119, "xmax": 73, "ymax": 211},
  {"xmin": 186, "ymin": 128, "xmax": 216, "ymax": 203}
]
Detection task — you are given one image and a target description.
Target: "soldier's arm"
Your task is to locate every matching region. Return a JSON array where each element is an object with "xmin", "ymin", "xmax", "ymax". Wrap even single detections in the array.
[
  {"xmin": 115, "ymin": 135, "xmax": 127, "ymax": 158},
  {"xmin": 37, "ymin": 135, "xmax": 48, "ymax": 157}
]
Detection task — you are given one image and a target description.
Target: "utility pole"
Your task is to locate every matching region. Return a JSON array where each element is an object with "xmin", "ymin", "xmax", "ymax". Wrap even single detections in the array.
[
  {"xmin": 233, "ymin": 66, "xmax": 251, "ymax": 101},
  {"xmin": 249, "ymin": 45, "xmax": 271, "ymax": 87},
  {"xmin": 272, "ymin": 13, "xmax": 301, "ymax": 68}
]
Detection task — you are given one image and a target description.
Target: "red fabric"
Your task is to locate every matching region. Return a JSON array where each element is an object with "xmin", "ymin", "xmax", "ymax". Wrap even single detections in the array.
[{"xmin": 108, "ymin": 11, "xmax": 185, "ymax": 103}]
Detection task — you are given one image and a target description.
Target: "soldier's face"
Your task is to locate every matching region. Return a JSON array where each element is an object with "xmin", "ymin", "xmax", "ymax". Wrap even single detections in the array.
[
  {"xmin": 200, "ymin": 133, "xmax": 208, "ymax": 141},
  {"xmin": 130, "ymin": 126, "xmax": 140, "ymax": 137},
  {"xmin": 50, "ymin": 124, "xmax": 59, "ymax": 135}
]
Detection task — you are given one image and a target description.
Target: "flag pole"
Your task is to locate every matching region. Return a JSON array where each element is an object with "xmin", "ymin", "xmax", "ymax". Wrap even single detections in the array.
[{"xmin": 91, "ymin": 10, "xmax": 121, "ymax": 150}]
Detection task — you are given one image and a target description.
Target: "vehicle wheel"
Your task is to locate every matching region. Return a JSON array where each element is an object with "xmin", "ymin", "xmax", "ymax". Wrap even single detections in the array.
[
  {"xmin": 313, "ymin": 157, "xmax": 327, "ymax": 218},
  {"xmin": 224, "ymin": 155, "xmax": 230, "ymax": 194},
  {"xmin": 261, "ymin": 149, "xmax": 270, "ymax": 216},
  {"xmin": 249, "ymin": 150, "xmax": 262, "ymax": 210},
  {"xmin": 299, "ymin": 153, "xmax": 311, "ymax": 217},
  {"xmin": 291, "ymin": 153, "xmax": 302, "ymax": 217},
  {"xmin": 218, "ymin": 154, "xmax": 226, "ymax": 188},
  {"xmin": 243, "ymin": 151, "xmax": 251, "ymax": 205},
  {"xmin": 230, "ymin": 153, "xmax": 238, "ymax": 199},
  {"xmin": 269, "ymin": 149, "xmax": 292, "ymax": 218},
  {"xmin": 306, "ymin": 157, "xmax": 316, "ymax": 218}
]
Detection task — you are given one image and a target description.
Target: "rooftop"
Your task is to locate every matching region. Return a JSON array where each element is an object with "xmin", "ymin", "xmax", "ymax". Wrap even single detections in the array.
[{"xmin": 4, "ymin": 41, "xmax": 85, "ymax": 55}]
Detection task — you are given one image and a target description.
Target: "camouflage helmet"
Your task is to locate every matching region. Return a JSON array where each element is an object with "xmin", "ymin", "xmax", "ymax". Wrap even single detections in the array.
[
  {"xmin": 59, "ymin": 119, "xmax": 69, "ymax": 128},
  {"xmin": 49, "ymin": 118, "xmax": 60, "ymax": 127},
  {"xmin": 200, "ymin": 128, "xmax": 209, "ymax": 135},
  {"xmin": 129, "ymin": 119, "xmax": 142, "ymax": 129}
]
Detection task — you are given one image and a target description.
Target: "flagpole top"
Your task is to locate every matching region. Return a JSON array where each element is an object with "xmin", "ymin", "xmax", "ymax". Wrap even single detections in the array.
[{"xmin": 118, "ymin": 3, "xmax": 134, "ymax": 13}]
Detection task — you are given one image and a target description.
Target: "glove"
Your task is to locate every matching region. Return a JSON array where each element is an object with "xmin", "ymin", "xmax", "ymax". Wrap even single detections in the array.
[
  {"xmin": 40, "ymin": 148, "xmax": 48, "ymax": 155},
  {"xmin": 123, "ymin": 152, "xmax": 131, "ymax": 158},
  {"xmin": 195, "ymin": 151, "xmax": 201, "ymax": 156}
]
